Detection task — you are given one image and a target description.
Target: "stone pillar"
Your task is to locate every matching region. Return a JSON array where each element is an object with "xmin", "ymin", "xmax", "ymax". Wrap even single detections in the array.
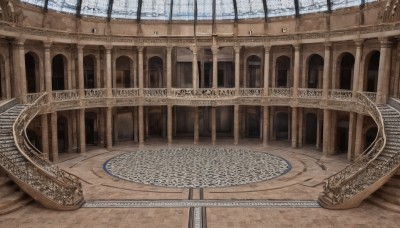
[
  {"xmin": 41, "ymin": 114, "xmax": 49, "ymax": 160},
  {"xmin": 167, "ymin": 105, "xmax": 173, "ymax": 144},
  {"xmin": 212, "ymin": 46, "xmax": 219, "ymax": 89},
  {"xmin": 353, "ymin": 39, "xmax": 364, "ymax": 92},
  {"xmin": 79, "ymin": 108, "xmax": 86, "ymax": 153},
  {"xmin": 263, "ymin": 106, "xmax": 269, "ymax": 146},
  {"xmin": 322, "ymin": 43, "xmax": 331, "ymax": 99},
  {"xmin": 329, "ymin": 111, "xmax": 337, "ymax": 154},
  {"xmin": 77, "ymin": 45, "xmax": 85, "ymax": 98},
  {"xmin": 347, "ymin": 112, "xmax": 357, "ymax": 161},
  {"xmin": 16, "ymin": 40, "xmax": 27, "ymax": 103},
  {"xmin": 322, "ymin": 109, "xmax": 331, "ymax": 156},
  {"xmin": 138, "ymin": 47, "xmax": 144, "ymax": 96},
  {"xmin": 106, "ymin": 107, "xmax": 112, "ymax": 150},
  {"xmin": 194, "ymin": 107, "xmax": 199, "ymax": 144},
  {"xmin": 377, "ymin": 38, "xmax": 392, "ymax": 103},
  {"xmin": 291, "ymin": 107, "xmax": 298, "ymax": 148},
  {"xmin": 293, "ymin": 44, "xmax": 301, "ymax": 98},
  {"xmin": 104, "ymin": 46, "xmax": 112, "ymax": 97},
  {"xmin": 44, "ymin": 41, "xmax": 53, "ymax": 101},
  {"xmin": 234, "ymin": 46, "xmax": 241, "ymax": 95},
  {"xmin": 166, "ymin": 46, "xmax": 173, "ymax": 96},
  {"xmin": 234, "ymin": 105, "xmax": 239, "ymax": 144},
  {"xmin": 316, "ymin": 111, "xmax": 321, "ymax": 149},
  {"xmin": 354, "ymin": 114, "xmax": 364, "ymax": 159},
  {"xmin": 393, "ymin": 44, "xmax": 400, "ymax": 98},
  {"xmin": 51, "ymin": 112, "xmax": 58, "ymax": 163},
  {"xmin": 99, "ymin": 109, "xmax": 105, "ymax": 146},
  {"xmin": 211, "ymin": 106, "xmax": 216, "ymax": 145},
  {"xmin": 264, "ymin": 45, "xmax": 271, "ymax": 96},
  {"xmin": 138, "ymin": 105, "xmax": 144, "ymax": 146},
  {"xmin": 133, "ymin": 107, "xmax": 138, "ymax": 143},
  {"xmin": 190, "ymin": 45, "xmax": 198, "ymax": 89},
  {"xmin": 298, "ymin": 108, "xmax": 303, "ymax": 148}
]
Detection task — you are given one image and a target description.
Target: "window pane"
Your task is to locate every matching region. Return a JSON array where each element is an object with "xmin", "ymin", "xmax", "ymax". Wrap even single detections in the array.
[
  {"xmin": 21, "ymin": 0, "xmax": 45, "ymax": 7},
  {"xmin": 172, "ymin": 0, "xmax": 195, "ymax": 21},
  {"xmin": 112, "ymin": 0, "xmax": 138, "ymax": 19},
  {"xmin": 331, "ymin": 0, "xmax": 360, "ymax": 10},
  {"xmin": 141, "ymin": 0, "xmax": 171, "ymax": 20},
  {"xmin": 299, "ymin": 0, "xmax": 328, "ymax": 14},
  {"xmin": 236, "ymin": 0, "xmax": 264, "ymax": 19},
  {"xmin": 197, "ymin": 0, "xmax": 213, "ymax": 20},
  {"xmin": 267, "ymin": 0, "xmax": 296, "ymax": 17},
  {"xmin": 215, "ymin": 0, "xmax": 235, "ymax": 20},
  {"xmin": 81, "ymin": 0, "xmax": 109, "ymax": 17},
  {"xmin": 47, "ymin": 0, "xmax": 78, "ymax": 14}
]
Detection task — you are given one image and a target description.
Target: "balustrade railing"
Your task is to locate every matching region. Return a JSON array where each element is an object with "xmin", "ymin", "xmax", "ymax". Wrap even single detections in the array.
[
  {"xmin": 84, "ymin": 88, "xmax": 106, "ymax": 99},
  {"xmin": 171, "ymin": 88, "xmax": 236, "ymax": 98},
  {"xmin": 239, "ymin": 88, "xmax": 263, "ymax": 97},
  {"xmin": 112, "ymin": 88, "xmax": 139, "ymax": 98},
  {"xmin": 268, "ymin": 88, "xmax": 292, "ymax": 97},
  {"xmin": 328, "ymin": 90, "xmax": 353, "ymax": 101},
  {"xmin": 52, "ymin": 90, "xmax": 79, "ymax": 101},
  {"xmin": 364, "ymin": 92, "xmax": 377, "ymax": 103},
  {"xmin": 27, "ymin": 92, "xmax": 43, "ymax": 104},
  {"xmin": 144, "ymin": 88, "xmax": 167, "ymax": 97},
  {"xmin": 298, "ymin": 88, "xmax": 323, "ymax": 99}
]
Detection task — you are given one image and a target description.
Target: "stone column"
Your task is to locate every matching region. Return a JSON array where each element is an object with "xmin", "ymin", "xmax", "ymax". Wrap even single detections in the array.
[
  {"xmin": 316, "ymin": 111, "xmax": 321, "ymax": 149},
  {"xmin": 329, "ymin": 111, "xmax": 337, "ymax": 154},
  {"xmin": 211, "ymin": 106, "xmax": 216, "ymax": 145},
  {"xmin": 133, "ymin": 107, "xmax": 138, "ymax": 143},
  {"xmin": 353, "ymin": 39, "xmax": 364, "ymax": 92},
  {"xmin": 79, "ymin": 108, "xmax": 86, "ymax": 153},
  {"xmin": 106, "ymin": 107, "xmax": 112, "ymax": 150},
  {"xmin": 41, "ymin": 114, "xmax": 49, "ymax": 160},
  {"xmin": 291, "ymin": 107, "xmax": 298, "ymax": 148},
  {"xmin": 138, "ymin": 105, "xmax": 144, "ymax": 146},
  {"xmin": 77, "ymin": 45, "xmax": 85, "ymax": 98},
  {"xmin": 104, "ymin": 46, "xmax": 112, "ymax": 97},
  {"xmin": 347, "ymin": 112, "xmax": 357, "ymax": 161},
  {"xmin": 234, "ymin": 105, "xmax": 239, "ymax": 144},
  {"xmin": 322, "ymin": 43, "xmax": 331, "ymax": 99},
  {"xmin": 166, "ymin": 46, "xmax": 173, "ymax": 96},
  {"xmin": 16, "ymin": 40, "xmax": 27, "ymax": 103},
  {"xmin": 212, "ymin": 46, "xmax": 219, "ymax": 89},
  {"xmin": 377, "ymin": 37, "xmax": 392, "ymax": 103},
  {"xmin": 44, "ymin": 41, "xmax": 53, "ymax": 102},
  {"xmin": 393, "ymin": 44, "xmax": 400, "ymax": 97},
  {"xmin": 263, "ymin": 106, "xmax": 269, "ymax": 146},
  {"xmin": 234, "ymin": 46, "xmax": 241, "ymax": 95},
  {"xmin": 322, "ymin": 109, "xmax": 331, "ymax": 156},
  {"xmin": 51, "ymin": 112, "xmax": 58, "ymax": 163},
  {"xmin": 193, "ymin": 107, "xmax": 199, "ymax": 144},
  {"xmin": 190, "ymin": 45, "xmax": 198, "ymax": 89},
  {"xmin": 293, "ymin": 44, "xmax": 301, "ymax": 98},
  {"xmin": 99, "ymin": 109, "xmax": 105, "ymax": 146},
  {"xmin": 354, "ymin": 114, "xmax": 364, "ymax": 159},
  {"xmin": 298, "ymin": 108, "xmax": 303, "ymax": 148},
  {"xmin": 264, "ymin": 45, "xmax": 271, "ymax": 96},
  {"xmin": 167, "ymin": 105, "xmax": 173, "ymax": 144},
  {"xmin": 138, "ymin": 47, "xmax": 144, "ymax": 96}
]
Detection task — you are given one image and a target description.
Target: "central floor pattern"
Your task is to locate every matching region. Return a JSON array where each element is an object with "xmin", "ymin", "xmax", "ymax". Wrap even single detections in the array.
[{"xmin": 103, "ymin": 147, "xmax": 291, "ymax": 188}]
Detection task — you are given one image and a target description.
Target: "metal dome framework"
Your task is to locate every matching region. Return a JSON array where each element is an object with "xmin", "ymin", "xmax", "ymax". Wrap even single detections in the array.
[{"xmin": 21, "ymin": 0, "xmax": 377, "ymax": 22}]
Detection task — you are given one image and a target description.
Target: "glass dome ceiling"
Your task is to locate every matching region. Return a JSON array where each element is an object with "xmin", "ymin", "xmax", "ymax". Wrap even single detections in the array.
[{"xmin": 21, "ymin": 0, "xmax": 377, "ymax": 21}]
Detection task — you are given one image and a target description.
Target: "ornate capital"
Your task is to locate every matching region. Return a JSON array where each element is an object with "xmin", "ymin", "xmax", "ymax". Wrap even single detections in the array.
[
  {"xmin": 264, "ymin": 45, "xmax": 271, "ymax": 53},
  {"xmin": 137, "ymin": 46, "xmax": 144, "ymax": 53},
  {"xmin": 14, "ymin": 38, "xmax": 25, "ymax": 48},
  {"xmin": 293, "ymin": 43, "xmax": 301, "ymax": 51},
  {"xmin": 354, "ymin": 39, "xmax": 364, "ymax": 48},
  {"xmin": 379, "ymin": 37, "xmax": 392, "ymax": 48},
  {"xmin": 211, "ymin": 46, "xmax": 219, "ymax": 55},
  {"xmin": 103, "ymin": 45, "xmax": 113, "ymax": 51},
  {"xmin": 166, "ymin": 46, "xmax": 173, "ymax": 54},
  {"xmin": 77, "ymin": 44, "xmax": 85, "ymax": 52},
  {"xmin": 43, "ymin": 41, "xmax": 52, "ymax": 50},
  {"xmin": 190, "ymin": 44, "xmax": 198, "ymax": 54},
  {"xmin": 234, "ymin": 45, "xmax": 241, "ymax": 53}
]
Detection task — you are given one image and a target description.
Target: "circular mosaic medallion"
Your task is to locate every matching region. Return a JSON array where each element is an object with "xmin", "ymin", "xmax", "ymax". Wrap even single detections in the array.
[{"xmin": 103, "ymin": 148, "xmax": 291, "ymax": 188}]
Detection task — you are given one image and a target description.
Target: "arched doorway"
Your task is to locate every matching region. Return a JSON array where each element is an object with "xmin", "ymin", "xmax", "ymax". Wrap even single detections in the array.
[
  {"xmin": 57, "ymin": 116, "xmax": 68, "ymax": 153},
  {"xmin": 84, "ymin": 55, "xmax": 95, "ymax": 89},
  {"xmin": 25, "ymin": 52, "xmax": 39, "ymax": 93},
  {"xmin": 247, "ymin": 55, "xmax": 262, "ymax": 88},
  {"xmin": 148, "ymin": 56, "xmax": 163, "ymax": 88},
  {"xmin": 364, "ymin": 127, "xmax": 378, "ymax": 150},
  {"xmin": 276, "ymin": 56, "xmax": 290, "ymax": 88},
  {"xmin": 116, "ymin": 56, "xmax": 131, "ymax": 88},
  {"xmin": 85, "ymin": 112, "xmax": 98, "ymax": 145},
  {"xmin": 307, "ymin": 54, "xmax": 324, "ymax": 88},
  {"xmin": 365, "ymin": 51, "xmax": 380, "ymax": 92},
  {"xmin": 339, "ymin": 53, "xmax": 355, "ymax": 90},
  {"xmin": 276, "ymin": 112, "xmax": 289, "ymax": 140},
  {"xmin": 52, "ymin": 54, "xmax": 67, "ymax": 90},
  {"xmin": 245, "ymin": 106, "xmax": 261, "ymax": 138},
  {"xmin": 305, "ymin": 113, "xmax": 317, "ymax": 145}
]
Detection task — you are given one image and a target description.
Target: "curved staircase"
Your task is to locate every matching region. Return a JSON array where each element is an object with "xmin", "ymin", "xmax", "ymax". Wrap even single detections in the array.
[
  {"xmin": 0, "ymin": 175, "xmax": 32, "ymax": 215},
  {"xmin": 319, "ymin": 100, "xmax": 400, "ymax": 210},
  {"xmin": 0, "ymin": 95, "xmax": 84, "ymax": 211}
]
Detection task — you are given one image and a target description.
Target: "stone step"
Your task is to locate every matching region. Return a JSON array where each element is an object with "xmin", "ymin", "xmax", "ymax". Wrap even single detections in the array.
[
  {"xmin": 0, "ymin": 197, "xmax": 32, "ymax": 216},
  {"xmin": 386, "ymin": 176, "xmax": 400, "ymax": 189},
  {"xmin": 368, "ymin": 195, "xmax": 400, "ymax": 213},
  {"xmin": 380, "ymin": 186, "xmax": 400, "ymax": 198},
  {"xmin": 0, "ymin": 176, "xmax": 11, "ymax": 187},
  {"xmin": 0, "ymin": 182, "xmax": 18, "ymax": 198},
  {"xmin": 0, "ymin": 191, "xmax": 27, "ymax": 211}
]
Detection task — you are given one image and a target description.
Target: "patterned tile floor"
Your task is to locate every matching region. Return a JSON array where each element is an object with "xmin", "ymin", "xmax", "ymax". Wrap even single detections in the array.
[{"xmin": 1, "ymin": 139, "xmax": 399, "ymax": 227}]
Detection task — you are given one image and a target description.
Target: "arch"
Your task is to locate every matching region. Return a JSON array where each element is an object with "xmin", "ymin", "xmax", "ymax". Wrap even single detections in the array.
[
  {"xmin": 247, "ymin": 55, "xmax": 262, "ymax": 88},
  {"xmin": 275, "ymin": 55, "xmax": 291, "ymax": 88},
  {"xmin": 52, "ymin": 54, "xmax": 68, "ymax": 90},
  {"xmin": 307, "ymin": 54, "xmax": 324, "ymax": 88},
  {"xmin": 148, "ymin": 56, "xmax": 164, "ymax": 88},
  {"xmin": 338, "ymin": 52, "xmax": 355, "ymax": 90},
  {"xmin": 83, "ymin": 55, "xmax": 96, "ymax": 89},
  {"xmin": 116, "ymin": 56, "xmax": 132, "ymax": 88},
  {"xmin": 275, "ymin": 111, "xmax": 289, "ymax": 140},
  {"xmin": 305, "ymin": 113, "xmax": 318, "ymax": 145},
  {"xmin": 364, "ymin": 51, "xmax": 380, "ymax": 92},
  {"xmin": 57, "ymin": 116, "xmax": 68, "ymax": 153},
  {"xmin": 25, "ymin": 52, "xmax": 40, "ymax": 93}
]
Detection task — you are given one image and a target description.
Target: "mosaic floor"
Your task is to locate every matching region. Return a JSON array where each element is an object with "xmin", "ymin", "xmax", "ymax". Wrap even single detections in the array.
[{"xmin": 103, "ymin": 147, "xmax": 291, "ymax": 188}]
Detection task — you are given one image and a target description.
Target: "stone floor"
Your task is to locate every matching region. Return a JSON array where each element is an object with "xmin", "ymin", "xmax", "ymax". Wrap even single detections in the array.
[{"xmin": 1, "ymin": 139, "xmax": 400, "ymax": 227}]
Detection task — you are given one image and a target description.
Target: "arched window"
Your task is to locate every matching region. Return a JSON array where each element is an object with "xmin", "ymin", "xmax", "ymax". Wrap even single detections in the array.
[
  {"xmin": 25, "ymin": 52, "xmax": 39, "ymax": 93},
  {"xmin": 84, "ymin": 55, "xmax": 96, "ymax": 89},
  {"xmin": 339, "ymin": 53, "xmax": 355, "ymax": 90},
  {"xmin": 52, "ymin": 54, "xmax": 67, "ymax": 90},
  {"xmin": 276, "ymin": 56, "xmax": 290, "ymax": 88},
  {"xmin": 305, "ymin": 113, "xmax": 317, "ymax": 145},
  {"xmin": 116, "ymin": 56, "xmax": 131, "ymax": 88},
  {"xmin": 57, "ymin": 116, "xmax": 68, "ymax": 153},
  {"xmin": 247, "ymin": 55, "xmax": 262, "ymax": 88},
  {"xmin": 365, "ymin": 51, "xmax": 380, "ymax": 92},
  {"xmin": 148, "ymin": 56, "xmax": 164, "ymax": 88},
  {"xmin": 307, "ymin": 54, "xmax": 324, "ymax": 88},
  {"xmin": 276, "ymin": 112, "xmax": 289, "ymax": 140}
]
